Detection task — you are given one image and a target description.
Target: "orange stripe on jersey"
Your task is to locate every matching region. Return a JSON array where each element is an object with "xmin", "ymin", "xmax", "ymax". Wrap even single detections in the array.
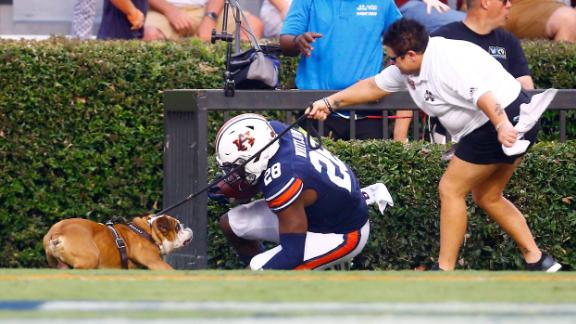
[
  {"xmin": 267, "ymin": 178, "xmax": 303, "ymax": 209},
  {"xmin": 294, "ymin": 230, "xmax": 360, "ymax": 270}
]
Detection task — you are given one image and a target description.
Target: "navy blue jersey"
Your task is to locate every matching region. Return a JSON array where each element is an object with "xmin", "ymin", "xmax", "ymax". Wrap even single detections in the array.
[
  {"xmin": 432, "ymin": 22, "xmax": 530, "ymax": 78},
  {"xmin": 258, "ymin": 121, "xmax": 368, "ymax": 234}
]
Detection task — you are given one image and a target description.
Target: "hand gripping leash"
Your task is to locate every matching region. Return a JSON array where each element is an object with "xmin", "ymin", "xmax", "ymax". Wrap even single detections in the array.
[{"xmin": 153, "ymin": 112, "xmax": 321, "ymax": 217}]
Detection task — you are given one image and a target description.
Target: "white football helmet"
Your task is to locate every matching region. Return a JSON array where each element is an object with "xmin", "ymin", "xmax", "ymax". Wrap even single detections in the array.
[{"xmin": 215, "ymin": 113, "xmax": 280, "ymax": 184}]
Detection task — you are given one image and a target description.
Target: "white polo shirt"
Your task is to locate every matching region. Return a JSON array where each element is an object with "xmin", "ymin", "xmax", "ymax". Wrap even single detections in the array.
[{"xmin": 375, "ymin": 37, "xmax": 521, "ymax": 141}]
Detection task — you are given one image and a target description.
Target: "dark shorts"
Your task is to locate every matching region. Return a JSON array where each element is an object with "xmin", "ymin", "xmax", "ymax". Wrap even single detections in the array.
[{"xmin": 455, "ymin": 91, "xmax": 539, "ymax": 165}]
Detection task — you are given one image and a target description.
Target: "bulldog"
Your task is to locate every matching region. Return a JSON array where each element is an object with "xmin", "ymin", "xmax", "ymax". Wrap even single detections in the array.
[{"xmin": 43, "ymin": 214, "xmax": 193, "ymax": 270}]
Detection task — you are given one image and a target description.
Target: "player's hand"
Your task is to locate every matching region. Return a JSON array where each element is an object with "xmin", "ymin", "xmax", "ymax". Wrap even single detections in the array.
[
  {"xmin": 305, "ymin": 99, "xmax": 331, "ymax": 121},
  {"xmin": 207, "ymin": 185, "xmax": 230, "ymax": 206},
  {"xmin": 422, "ymin": 0, "xmax": 450, "ymax": 13},
  {"xmin": 165, "ymin": 8, "xmax": 195, "ymax": 36},
  {"xmin": 496, "ymin": 119, "xmax": 518, "ymax": 147},
  {"xmin": 127, "ymin": 8, "xmax": 145, "ymax": 30},
  {"xmin": 294, "ymin": 32, "xmax": 322, "ymax": 57}
]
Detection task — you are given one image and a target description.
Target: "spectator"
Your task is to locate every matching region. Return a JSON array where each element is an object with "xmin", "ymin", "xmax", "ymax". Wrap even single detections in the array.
[
  {"xmin": 393, "ymin": 0, "xmax": 465, "ymax": 142},
  {"xmin": 143, "ymin": 0, "xmax": 264, "ymax": 41},
  {"xmin": 259, "ymin": 0, "xmax": 292, "ymax": 39},
  {"xmin": 306, "ymin": 18, "xmax": 562, "ymax": 272},
  {"xmin": 397, "ymin": 0, "xmax": 465, "ymax": 32},
  {"xmin": 395, "ymin": 0, "xmax": 535, "ymax": 143},
  {"xmin": 505, "ymin": 0, "xmax": 576, "ymax": 42},
  {"xmin": 280, "ymin": 0, "xmax": 447, "ymax": 140},
  {"xmin": 71, "ymin": 0, "xmax": 97, "ymax": 39},
  {"xmin": 212, "ymin": 113, "xmax": 370, "ymax": 270},
  {"xmin": 97, "ymin": 0, "xmax": 146, "ymax": 39}
]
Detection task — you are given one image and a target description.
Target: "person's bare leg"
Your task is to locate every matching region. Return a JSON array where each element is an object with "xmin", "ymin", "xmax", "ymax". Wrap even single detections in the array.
[
  {"xmin": 437, "ymin": 157, "xmax": 498, "ymax": 270},
  {"xmin": 546, "ymin": 7, "xmax": 576, "ymax": 43},
  {"xmin": 143, "ymin": 26, "xmax": 167, "ymax": 41},
  {"xmin": 471, "ymin": 159, "xmax": 541, "ymax": 263},
  {"xmin": 392, "ymin": 109, "xmax": 413, "ymax": 143}
]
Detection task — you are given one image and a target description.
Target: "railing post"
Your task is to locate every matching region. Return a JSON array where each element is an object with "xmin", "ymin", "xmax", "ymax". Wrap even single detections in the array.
[{"xmin": 163, "ymin": 90, "xmax": 208, "ymax": 269}]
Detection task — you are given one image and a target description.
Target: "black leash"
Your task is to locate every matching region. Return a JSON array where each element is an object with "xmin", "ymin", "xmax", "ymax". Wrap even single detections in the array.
[{"xmin": 153, "ymin": 112, "xmax": 322, "ymax": 217}]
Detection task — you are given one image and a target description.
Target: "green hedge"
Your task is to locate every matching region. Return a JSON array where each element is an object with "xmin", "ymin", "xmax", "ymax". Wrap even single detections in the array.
[
  {"xmin": 0, "ymin": 38, "xmax": 574, "ymax": 269},
  {"xmin": 208, "ymin": 140, "xmax": 575, "ymax": 270}
]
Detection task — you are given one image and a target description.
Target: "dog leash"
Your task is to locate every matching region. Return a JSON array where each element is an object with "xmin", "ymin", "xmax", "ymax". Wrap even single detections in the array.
[
  {"xmin": 154, "ymin": 112, "xmax": 322, "ymax": 217},
  {"xmin": 105, "ymin": 220, "xmax": 160, "ymax": 269},
  {"xmin": 127, "ymin": 222, "xmax": 157, "ymax": 246}
]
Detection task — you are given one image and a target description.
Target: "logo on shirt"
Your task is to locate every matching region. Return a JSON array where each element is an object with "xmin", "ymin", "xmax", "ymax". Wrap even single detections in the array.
[
  {"xmin": 489, "ymin": 46, "xmax": 507, "ymax": 59},
  {"xmin": 407, "ymin": 79, "xmax": 416, "ymax": 90},
  {"xmin": 356, "ymin": 4, "xmax": 378, "ymax": 16},
  {"xmin": 424, "ymin": 90, "xmax": 435, "ymax": 102},
  {"xmin": 469, "ymin": 87, "xmax": 477, "ymax": 98}
]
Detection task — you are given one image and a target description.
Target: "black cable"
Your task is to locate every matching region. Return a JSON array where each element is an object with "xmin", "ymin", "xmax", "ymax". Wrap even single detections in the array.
[{"xmin": 153, "ymin": 113, "xmax": 321, "ymax": 217}]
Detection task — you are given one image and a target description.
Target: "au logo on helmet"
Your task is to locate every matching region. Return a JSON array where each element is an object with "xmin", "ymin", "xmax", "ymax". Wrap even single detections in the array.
[
  {"xmin": 233, "ymin": 131, "xmax": 256, "ymax": 151},
  {"xmin": 215, "ymin": 113, "xmax": 280, "ymax": 185}
]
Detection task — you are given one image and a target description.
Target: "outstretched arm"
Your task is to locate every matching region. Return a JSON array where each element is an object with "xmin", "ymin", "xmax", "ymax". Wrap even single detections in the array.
[
  {"xmin": 280, "ymin": 32, "xmax": 323, "ymax": 57},
  {"xmin": 306, "ymin": 77, "xmax": 391, "ymax": 121}
]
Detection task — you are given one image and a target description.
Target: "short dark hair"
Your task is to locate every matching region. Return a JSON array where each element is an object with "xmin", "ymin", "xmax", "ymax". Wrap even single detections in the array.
[{"xmin": 383, "ymin": 18, "xmax": 429, "ymax": 57}]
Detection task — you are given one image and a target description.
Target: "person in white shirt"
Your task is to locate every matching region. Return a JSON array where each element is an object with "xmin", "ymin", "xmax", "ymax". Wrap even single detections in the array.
[{"xmin": 306, "ymin": 18, "xmax": 562, "ymax": 272}]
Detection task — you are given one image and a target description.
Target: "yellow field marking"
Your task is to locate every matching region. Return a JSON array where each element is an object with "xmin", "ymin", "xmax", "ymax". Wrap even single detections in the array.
[{"xmin": 1, "ymin": 273, "xmax": 575, "ymax": 283}]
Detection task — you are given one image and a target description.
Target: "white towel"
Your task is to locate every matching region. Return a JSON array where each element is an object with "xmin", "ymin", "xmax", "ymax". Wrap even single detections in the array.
[
  {"xmin": 502, "ymin": 88, "xmax": 558, "ymax": 156},
  {"xmin": 361, "ymin": 183, "xmax": 394, "ymax": 215}
]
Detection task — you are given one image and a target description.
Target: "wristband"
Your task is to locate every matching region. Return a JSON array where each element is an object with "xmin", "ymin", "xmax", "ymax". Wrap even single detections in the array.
[
  {"xmin": 322, "ymin": 97, "xmax": 334, "ymax": 113},
  {"xmin": 495, "ymin": 120, "xmax": 507, "ymax": 131}
]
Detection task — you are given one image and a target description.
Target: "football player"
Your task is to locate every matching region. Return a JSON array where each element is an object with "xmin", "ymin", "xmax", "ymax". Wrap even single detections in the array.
[{"xmin": 211, "ymin": 113, "xmax": 371, "ymax": 270}]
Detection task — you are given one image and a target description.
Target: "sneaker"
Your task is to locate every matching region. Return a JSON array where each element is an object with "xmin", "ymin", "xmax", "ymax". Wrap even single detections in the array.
[
  {"xmin": 429, "ymin": 263, "xmax": 445, "ymax": 271},
  {"xmin": 525, "ymin": 253, "xmax": 562, "ymax": 272}
]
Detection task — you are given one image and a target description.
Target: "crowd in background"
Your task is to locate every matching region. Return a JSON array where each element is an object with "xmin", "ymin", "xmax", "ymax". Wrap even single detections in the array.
[
  {"xmin": 75, "ymin": 0, "xmax": 575, "ymax": 141},
  {"xmin": 74, "ymin": 0, "xmax": 576, "ymax": 43}
]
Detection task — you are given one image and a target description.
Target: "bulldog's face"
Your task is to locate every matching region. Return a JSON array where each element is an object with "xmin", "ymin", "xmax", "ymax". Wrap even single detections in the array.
[{"xmin": 148, "ymin": 215, "xmax": 193, "ymax": 254}]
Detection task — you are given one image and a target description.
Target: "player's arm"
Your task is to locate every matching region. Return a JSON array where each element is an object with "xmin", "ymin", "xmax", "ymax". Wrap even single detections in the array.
[{"xmin": 262, "ymin": 189, "xmax": 317, "ymax": 270}]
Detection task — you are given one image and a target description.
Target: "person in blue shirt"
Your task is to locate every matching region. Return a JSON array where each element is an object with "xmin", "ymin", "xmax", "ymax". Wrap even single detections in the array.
[
  {"xmin": 213, "ymin": 113, "xmax": 370, "ymax": 270},
  {"xmin": 279, "ymin": 0, "xmax": 448, "ymax": 140}
]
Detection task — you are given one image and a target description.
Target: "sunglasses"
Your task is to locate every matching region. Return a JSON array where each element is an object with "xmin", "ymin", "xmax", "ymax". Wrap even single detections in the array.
[{"xmin": 389, "ymin": 52, "xmax": 406, "ymax": 63}]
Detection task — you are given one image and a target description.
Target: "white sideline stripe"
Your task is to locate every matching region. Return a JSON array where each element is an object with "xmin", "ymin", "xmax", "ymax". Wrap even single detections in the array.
[{"xmin": 33, "ymin": 301, "xmax": 576, "ymax": 314}]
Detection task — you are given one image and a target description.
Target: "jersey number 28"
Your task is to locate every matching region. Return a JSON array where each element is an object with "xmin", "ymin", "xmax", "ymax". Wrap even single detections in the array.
[{"xmin": 309, "ymin": 147, "xmax": 352, "ymax": 192}]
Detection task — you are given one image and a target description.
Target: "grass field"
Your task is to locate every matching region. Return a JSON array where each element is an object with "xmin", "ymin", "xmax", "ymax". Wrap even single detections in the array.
[{"xmin": 1, "ymin": 269, "xmax": 575, "ymax": 322}]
